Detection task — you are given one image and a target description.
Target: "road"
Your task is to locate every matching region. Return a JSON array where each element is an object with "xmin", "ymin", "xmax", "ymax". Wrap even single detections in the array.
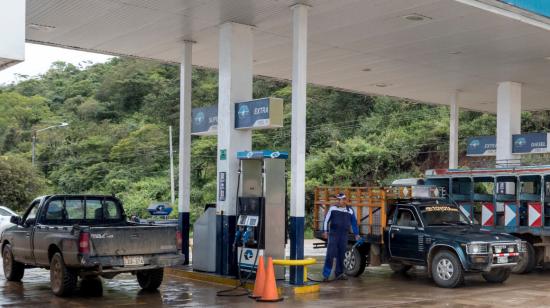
[{"xmin": 5, "ymin": 260, "xmax": 550, "ymax": 307}]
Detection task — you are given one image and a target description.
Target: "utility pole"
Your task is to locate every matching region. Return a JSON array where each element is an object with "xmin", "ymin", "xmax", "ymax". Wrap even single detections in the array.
[
  {"xmin": 169, "ymin": 126, "xmax": 175, "ymax": 205},
  {"xmin": 32, "ymin": 131, "xmax": 36, "ymax": 166}
]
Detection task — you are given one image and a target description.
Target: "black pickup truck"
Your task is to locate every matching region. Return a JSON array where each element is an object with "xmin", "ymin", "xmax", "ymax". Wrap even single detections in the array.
[
  {"xmin": 314, "ymin": 187, "xmax": 525, "ymax": 288},
  {"xmin": 1, "ymin": 195, "xmax": 183, "ymax": 296}
]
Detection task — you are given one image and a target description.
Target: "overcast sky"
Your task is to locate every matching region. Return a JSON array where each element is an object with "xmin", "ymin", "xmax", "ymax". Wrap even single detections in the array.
[{"xmin": 0, "ymin": 43, "xmax": 113, "ymax": 85}]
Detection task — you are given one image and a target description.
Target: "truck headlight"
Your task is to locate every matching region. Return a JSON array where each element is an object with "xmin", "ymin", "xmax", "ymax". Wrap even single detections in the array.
[{"xmin": 466, "ymin": 243, "xmax": 489, "ymax": 254}]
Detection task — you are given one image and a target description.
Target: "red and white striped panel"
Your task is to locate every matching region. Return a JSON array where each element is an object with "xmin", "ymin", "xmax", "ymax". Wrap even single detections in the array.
[
  {"xmin": 528, "ymin": 202, "xmax": 542, "ymax": 227},
  {"xmin": 482, "ymin": 203, "xmax": 494, "ymax": 226}
]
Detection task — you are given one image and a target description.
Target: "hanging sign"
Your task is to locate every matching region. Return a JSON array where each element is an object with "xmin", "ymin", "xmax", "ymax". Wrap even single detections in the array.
[
  {"xmin": 467, "ymin": 136, "xmax": 496, "ymax": 156},
  {"xmin": 234, "ymin": 97, "xmax": 283, "ymax": 130},
  {"xmin": 512, "ymin": 132, "xmax": 550, "ymax": 154},
  {"xmin": 191, "ymin": 105, "xmax": 218, "ymax": 136}
]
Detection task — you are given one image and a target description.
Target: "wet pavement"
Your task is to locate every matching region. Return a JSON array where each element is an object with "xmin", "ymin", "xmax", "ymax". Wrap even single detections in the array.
[{"xmin": 4, "ymin": 243, "xmax": 550, "ymax": 307}]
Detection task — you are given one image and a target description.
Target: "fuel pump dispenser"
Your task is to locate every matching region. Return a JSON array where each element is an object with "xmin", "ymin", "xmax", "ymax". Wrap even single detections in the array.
[{"xmin": 235, "ymin": 150, "xmax": 287, "ymax": 279}]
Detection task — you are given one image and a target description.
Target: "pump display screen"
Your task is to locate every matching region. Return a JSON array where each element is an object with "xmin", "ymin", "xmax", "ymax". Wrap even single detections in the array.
[{"xmin": 248, "ymin": 217, "xmax": 258, "ymax": 226}]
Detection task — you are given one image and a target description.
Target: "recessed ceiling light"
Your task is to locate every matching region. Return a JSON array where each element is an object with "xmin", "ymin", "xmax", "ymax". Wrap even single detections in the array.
[
  {"xmin": 403, "ymin": 13, "xmax": 432, "ymax": 22},
  {"xmin": 28, "ymin": 23, "xmax": 56, "ymax": 32},
  {"xmin": 374, "ymin": 83, "xmax": 390, "ymax": 88},
  {"xmin": 448, "ymin": 51, "xmax": 462, "ymax": 55},
  {"xmin": 362, "ymin": 68, "xmax": 372, "ymax": 72},
  {"xmin": 545, "ymin": 56, "xmax": 550, "ymax": 61}
]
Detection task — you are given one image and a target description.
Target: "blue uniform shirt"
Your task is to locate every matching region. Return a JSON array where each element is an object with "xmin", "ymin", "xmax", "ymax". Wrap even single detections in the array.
[{"xmin": 323, "ymin": 205, "xmax": 359, "ymax": 236}]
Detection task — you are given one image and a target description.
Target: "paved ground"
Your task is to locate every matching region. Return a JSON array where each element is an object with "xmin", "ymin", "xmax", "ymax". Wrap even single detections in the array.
[{"xmin": 3, "ymin": 241, "xmax": 550, "ymax": 307}]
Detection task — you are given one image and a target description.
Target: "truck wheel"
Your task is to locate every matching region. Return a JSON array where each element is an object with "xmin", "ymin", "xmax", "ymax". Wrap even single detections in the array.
[
  {"xmin": 50, "ymin": 252, "xmax": 77, "ymax": 297},
  {"xmin": 137, "ymin": 268, "xmax": 164, "ymax": 291},
  {"xmin": 431, "ymin": 250, "xmax": 464, "ymax": 288},
  {"xmin": 512, "ymin": 242, "xmax": 536, "ymax": 274},
  {"xmin": 344, "ymin": 245, "xmax": 367, "ymax": 277},
  {"xmin": 2, "ymin": 244, "xmax": 24, "ymax": 281},
  {"xmin": 482, "ymin": 268, "xmax": 511, "ymax": 283},
  {"xmin": 389, "ymin": 262, "xmax": 412, "ymax": 274}
]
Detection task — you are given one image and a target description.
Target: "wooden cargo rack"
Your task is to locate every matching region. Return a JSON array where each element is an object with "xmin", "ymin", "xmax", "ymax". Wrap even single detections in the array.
[{"xmin": 313, "ymin": 186, "xmax": 445, "ymax": 243}]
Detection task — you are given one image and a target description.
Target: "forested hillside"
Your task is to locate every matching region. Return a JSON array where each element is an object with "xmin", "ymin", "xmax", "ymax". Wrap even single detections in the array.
[{"xmin": 2, "ymin": 57, "xmax": 547, "ymax": 225}]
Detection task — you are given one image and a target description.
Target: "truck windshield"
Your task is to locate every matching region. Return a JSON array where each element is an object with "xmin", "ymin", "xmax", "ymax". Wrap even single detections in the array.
[{"xmin": 419, "ymin": 205, "xmax": 471, "ymax": 226}]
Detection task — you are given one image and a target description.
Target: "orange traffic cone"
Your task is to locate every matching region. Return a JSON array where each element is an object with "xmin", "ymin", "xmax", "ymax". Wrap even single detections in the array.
[
  {"xmin": 249, "ymin": 255, "xmax": 266, "ymax": 299},
  {"xmin": 256, "ymin": 257, "xmax": 283, "ymax": 302}
]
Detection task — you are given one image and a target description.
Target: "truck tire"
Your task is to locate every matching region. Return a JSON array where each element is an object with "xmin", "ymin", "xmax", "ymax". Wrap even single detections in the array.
[
  {"xmin": 50, "ymin": 252, "xmax": 77, "ymax": 297},
  {"xmin": 344, "ymin": 245, "xmax": 367, "ymax": 277},
  {"xmin": 389, "ymin": 262, "xmax": 412, "ymax": 274},
  {"xmin": 512, "ymin": 242, "xmax": 536, "ymax": 274},
  {"xmin": 2, "ymin": 244, "xmax": 24, "ymax": 282},
  {"xmin": 482, "ymin": 268, "xmax": 511, "ymax": 283},
  {"xmin": 137, "ymin": 268, "xmax": 164, "ymax": 291},
  {"xmin": 431, "ymin": 250, "xmax": 464, "ymax": 288}
]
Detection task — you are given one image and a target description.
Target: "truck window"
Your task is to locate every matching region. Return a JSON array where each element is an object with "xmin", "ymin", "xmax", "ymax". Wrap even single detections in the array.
[
  {"xmin": 86, "ymin": 199, "xmax": 103, "ymax": 220},
  {"xmin": 45, "ymin": 200, "xmax": 64, "ymax": 223},
  {"xmin": 396, "ymin": 209, "xmax": 417, "ymax": 227},
  {"xmin": 65, "ymin": 199, "xmax": 85, "ymax": 220},
  {"xmin": 105, "ymin": 200, "xmax": 122, "ymax": 220},
  {"xmin": 419, "ymin": 205, "xmax": 469, "ymax": 226}
]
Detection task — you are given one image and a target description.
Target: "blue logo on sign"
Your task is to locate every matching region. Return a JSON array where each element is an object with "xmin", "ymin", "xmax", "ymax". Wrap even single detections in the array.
[
  {"xmin": 195, "ymin": 111, "xmax": 205, "ymax": 124},
  {"xmin": 270, "ymin": 151, "xmax": 280, "ymax": 158},
  {"xmin": 515, "ymin": 137, "xmax": 527, "ymax": 147},
  {"xmin": 244, "ymin": 249, "xmax": 254, "ymax": 260},
  {"xmin": 238, "ymin": 105, "xmax": 250, "ymax": 119},
  {"xmin": 470, "ymin": 139, "xmax": 480, "ymax": 148}
]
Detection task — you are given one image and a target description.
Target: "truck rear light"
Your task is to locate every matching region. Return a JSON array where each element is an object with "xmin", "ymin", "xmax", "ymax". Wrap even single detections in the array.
[
  {"xmin": 79, "ymin": 232, "xmax": 90, "ymax": 254},
  {"xmin": 176, "ymin": 231, "xmax": 182, "ymax": 250}
]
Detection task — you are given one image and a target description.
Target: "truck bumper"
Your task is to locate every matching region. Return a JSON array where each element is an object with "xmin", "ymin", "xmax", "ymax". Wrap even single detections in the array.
[
  {"xmin": 466, "ymin": 253, "xmax": 521, "ymax": 272},
  {"xmin": 78, "ymin": 253, "xmax": 184, "ymax": 275}
]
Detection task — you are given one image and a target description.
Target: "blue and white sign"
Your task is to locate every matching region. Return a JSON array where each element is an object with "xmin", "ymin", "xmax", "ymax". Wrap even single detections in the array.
[
  {"xmin": 147, "ymin": 203, "xmax": 173, "ymax": 216},
  {"xmin": 234, "ymin": 97, "xmax": 283, "ymax": 130},
  {"xmin": 237, "ymin": 150, "xmax": 289, "ymax": 160},
  {"xmin": 512, "ymin": 132, "xmax": 550, "ymax": 154},
  {"xmin": 467, "ymin": 136, "xmax": 496, "ymax": 156},
  {"xmin": 192, "ymin": 105, "xmax": 217, "ymax": 136},
  {"xmin": 500, "ymin": 0, "xmax": 550, "ymax": 19}
]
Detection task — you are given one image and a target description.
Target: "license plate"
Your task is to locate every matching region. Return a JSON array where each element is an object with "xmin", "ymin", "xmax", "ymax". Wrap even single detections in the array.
[
  {"xmin": 497, "ymin": 256, "xmax": 508, "ymax": 264},
  {"xmin": 123, "ymin": 256, "xmax": 144, "ymax": 266}
]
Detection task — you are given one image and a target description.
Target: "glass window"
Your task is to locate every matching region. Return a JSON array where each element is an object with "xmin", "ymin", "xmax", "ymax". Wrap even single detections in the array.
[
  {"xmin": 396, "ymin": 209, "xmax": 416, "ymax": 227},
  {"xmin": 26, "ymin": 206, "xmax": 38, "ymax": 221},
  {"xmin": 86, "ymin": 199, "xmax": 103, "ymax": 220},
  {"xmin": 419, "ymin": 205, "xmax": 470, "ymax": 226},
  {"xmin": 45, "ymin": 200, "xmax": 64, "ymax": 222},
  {"xmin": 104, "ymin": 200, "xmax": 122, "ymax": 220},
  {"xmin": 65, "ymin": 199, "xmax": 84, "ymax": 220}
]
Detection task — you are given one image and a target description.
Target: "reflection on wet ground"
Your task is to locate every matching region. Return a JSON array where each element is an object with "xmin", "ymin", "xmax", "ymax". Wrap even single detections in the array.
[{"xmin": 4, "ymin": 259, "xmax": 550, "ymax": 307}]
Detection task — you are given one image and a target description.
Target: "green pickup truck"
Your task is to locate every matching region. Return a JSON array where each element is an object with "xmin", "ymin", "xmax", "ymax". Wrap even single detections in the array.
[{"xmin": 1, "ymin": 195, "xmax": 183, "ymax": 296}]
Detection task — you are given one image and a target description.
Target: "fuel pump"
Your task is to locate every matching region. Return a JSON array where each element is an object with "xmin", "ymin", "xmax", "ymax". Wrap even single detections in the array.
[{"xmin": 235, "ymin": 150, "xmax": 287, "ymax": 279}]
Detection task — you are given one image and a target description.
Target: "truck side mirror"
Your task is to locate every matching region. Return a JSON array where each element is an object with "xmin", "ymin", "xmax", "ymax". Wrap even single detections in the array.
[
  {"xmin": 409, "ymin": 220, "xmax": 419, "ymax": 228},
  {"xmin": 10, "ymin": 215, "xmax": 21, "ymax": 225}
]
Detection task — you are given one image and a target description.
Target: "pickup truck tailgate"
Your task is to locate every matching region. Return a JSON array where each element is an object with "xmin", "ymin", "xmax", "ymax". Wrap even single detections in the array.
[{"xmin": 89, "ymin": 225, "xmax": 178, "ymax": 256}]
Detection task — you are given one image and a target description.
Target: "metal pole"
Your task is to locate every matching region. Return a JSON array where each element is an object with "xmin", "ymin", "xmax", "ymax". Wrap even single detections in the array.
[
  {"xmin": 32, "ymin": 132, "xmax": 36, "ymax": 167},
  {"xmin": 169, "ymin": 126, "xmax": 175, "ymax": 205}
]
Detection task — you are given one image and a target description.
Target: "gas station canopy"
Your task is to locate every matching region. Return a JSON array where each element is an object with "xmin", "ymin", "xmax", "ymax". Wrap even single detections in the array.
[{"xmin": 24, "ymin": 0, "xmax": 550, "ymax": 113}]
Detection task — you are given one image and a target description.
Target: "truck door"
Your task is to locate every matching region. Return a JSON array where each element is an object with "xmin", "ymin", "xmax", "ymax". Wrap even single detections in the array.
[
  {"xmin": 11, "ymin": 200, "xmax": 40, "ymax": 264},
  {"xmin": 389, "ymin": 207, "xmax": 424, "ymax": 260},
  {"xmin": 33, "ymin": 198, "xmax": 65, "ymax": 266}
]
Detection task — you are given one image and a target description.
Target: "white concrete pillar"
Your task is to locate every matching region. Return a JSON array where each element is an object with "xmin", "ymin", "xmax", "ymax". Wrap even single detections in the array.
[
  {"xmin": 0, "ymin": 0, "xmax": 25, "ymax": 68},
  {"xmin": 290, "ymin": 3, "xmax": 309, "ymax": 285},
  {"xmin": 216, "ymin": 22, "xmax": 253, "ymax": 275},
  {"xmin": 496, "ymin": 81, "xmax": 522, "ymax": 165},
  {"xmin": 178, "ymin": 40, "xmax": 193, "ymax": 264},
  {"xmin": 449, "ymin": 92, "xmax": 459, "ymax": 169}
]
